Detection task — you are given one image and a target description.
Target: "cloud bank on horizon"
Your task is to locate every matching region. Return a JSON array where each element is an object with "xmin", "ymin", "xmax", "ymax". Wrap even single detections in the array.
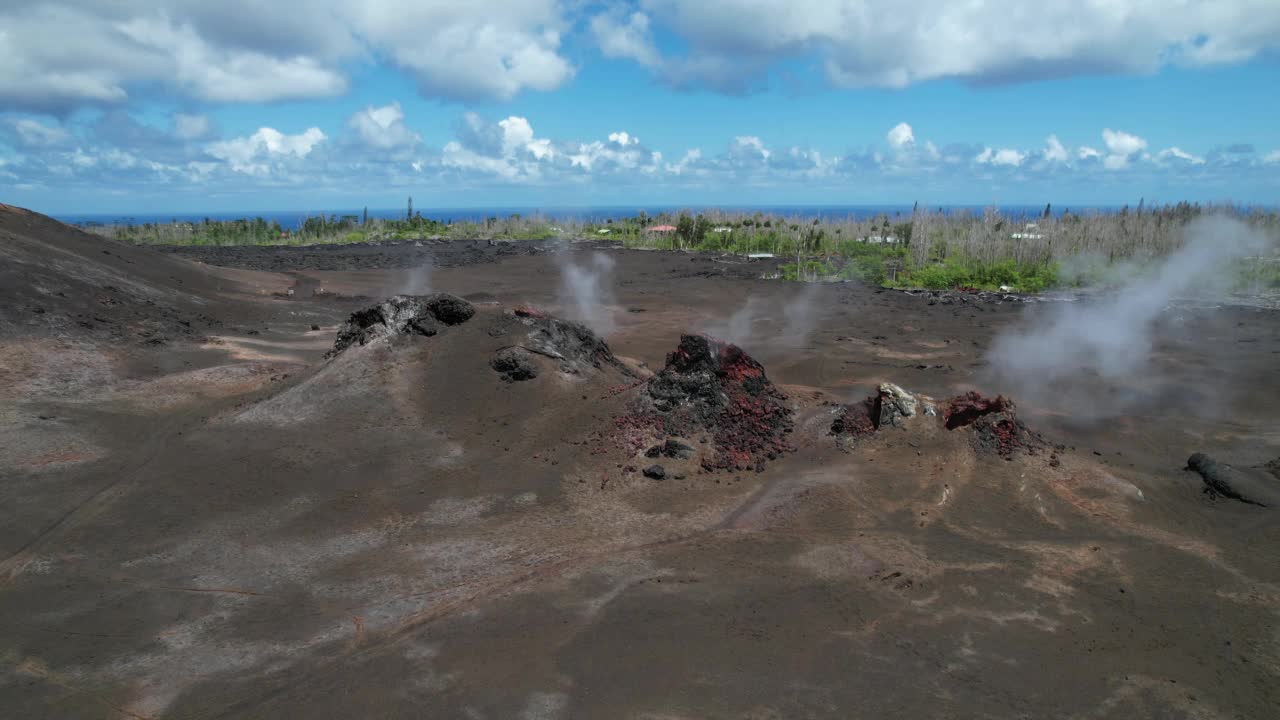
[{"xmin": 1, "ymin": 1, "xmax": 1278, "ymax": 209}]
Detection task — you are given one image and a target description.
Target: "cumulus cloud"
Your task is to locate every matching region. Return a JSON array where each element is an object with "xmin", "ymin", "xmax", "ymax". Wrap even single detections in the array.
[
  {"xmin": 2, "ymin": 107, "xmax": 1275, "ymax": 201},
  {"xmin": 348, "ymin": 102, "xmax": 420, "ymax": 151},
  {"xmin": 358, "ymin": 1, "xmax": 573, "ymax": 102},
  {"xmin": 206, "ymin": 127, "xmax": 327, "ymax": 175},
  {"xmin": 1101, "ymin": 128, "xmax": 1147, "ymax": 169},
  {"xmin": 441, "ymin": 114, "xmax": 661, "ymax": 182},
  {"xmin": 1102, "ymin": 128, "xmax": 1148, "ymax": 157},
  {"xmin": 1156, "ymin": 146, "xmax": 1206, "ymax": 165},
  {"xmin": 634, "ymin": 1, "xmax": 1280, "ymax": 92},
  {"xmin": 0, "ymin": 1, "xmax": 573, "ymax": 111},
  {"xmin": 976, "ymin": 147, "xmax": 1026, "ymax": 167},
  {"xmin": 591, "ymin": 9, "xmax": 661, "ymax": 67},
  {"xmin": 1044, "ymin": 135, "xmax": 1069, "ymax": 163},
  {"xmin": 886, "ymin": 122, "xmax": 915, "ymax": 149}
]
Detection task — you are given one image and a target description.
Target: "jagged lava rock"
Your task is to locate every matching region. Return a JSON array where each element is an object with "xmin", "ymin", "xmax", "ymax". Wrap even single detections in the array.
[
  {"xmin": 943, "ymin": 391, "xmax": 1042, "ymax": 459},
  {"xmin": 830, "ymin": 382, "xmax": 933, "ymax": 438},
  {"xmin": 634, "ymin": 334, "xmax": 792, "ymax": 471},
  {"xmin": 330, "ymin": 294, "xmax": 474, "ymax": 356}
]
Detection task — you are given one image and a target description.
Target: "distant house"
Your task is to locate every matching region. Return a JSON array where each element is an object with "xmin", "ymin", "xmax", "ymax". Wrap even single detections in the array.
[
  {"xmin": 1011, "ymin": 223, "xmax": 1043, "ymax": 240},
  {"xmin": 712, "ymin": 226, "xmax": 732, "ymax": 233},
  {"xmin": 858, "ymin": 234, "xmax": 899, "ymax": 244},
  {"xmin": 648, "ymin": 224, "xmax": 677, "ymax": 233}
]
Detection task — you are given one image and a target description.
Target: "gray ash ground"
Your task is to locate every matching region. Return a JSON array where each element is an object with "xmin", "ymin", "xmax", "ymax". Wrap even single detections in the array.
[{"xmin": 4, "ymin": 203, "xmax": 1280, "ymax": 720}]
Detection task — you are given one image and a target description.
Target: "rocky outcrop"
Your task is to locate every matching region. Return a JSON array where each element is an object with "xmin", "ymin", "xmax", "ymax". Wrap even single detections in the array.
[
  {"xmin": 329, "ymin": 294, "xmax": 475, "ymax": 356},
  {"xmin": 629, "ymin": 334, "xmax": 793, "ymax": 472}
]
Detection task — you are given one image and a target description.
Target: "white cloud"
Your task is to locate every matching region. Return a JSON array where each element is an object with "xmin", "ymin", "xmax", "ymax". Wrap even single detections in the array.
[
  {"xmin": 976, "ymin": 146, "xmax": 1026, "ymax": 167},
  {"xmin": 1156, "ymin": 147, "xmax": 1206, "ymax": 165},
  {"xmin": 1044, "ymin": 135, "xmax": 1069, "ymax": 163},
  {"xmin": 666, "ymin": 148, "xmax": 702, "ymax": 175},
  {"xmin": 886, "ymin": 122, "xmax": 915, "ymax": 149},
  {"xmin": 4, "ymin": 109, "xmax": 1272, "ymax": 198},
  {"xmin": 348, "ymin": 102, "xmax": 420, "ymax": 151},
  {"xmin": 0, "ymin": 1, "xmax": 573, "ymax": 111},
  {"xmin": 6, "ymin": 118, "xmax": 70, "ymax": 147},
  {"xmin": 348, "ymin": 1, "xmax": 573, "ymax": 102},
  {"xmin": 608, "ymin": 131, "xmax": 639, "ymax": 146},
  {"xmin": 1100, "ymin": 128, "xmax": 1147, "ymax": 170},
  {"xmin": 590, "ymin": 10, "xmax": 661, "ymax": 67},
  {"xmin": 173, "ymin": 114, "xmax": 212, "ymax": 141},
  {"xmin": 730, "ymin": 136, "xmax": 771, "ymax": 163},
  {"xmin": 1102, "ymin": 128, "xmax": 1148, "ymax": 156},
  {"xmin": 206, "ymin": 127, "xmax": 327, "ymax": 175},
  {"xmin": 638, "ymin": 1, "xmax": 1280, "ymax": 91}
]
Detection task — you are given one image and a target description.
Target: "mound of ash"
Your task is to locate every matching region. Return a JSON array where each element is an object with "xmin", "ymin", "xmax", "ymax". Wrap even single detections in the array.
[
  {"xmin": 329, "ymin": 294, "xmax": 474, "ymax": 356},
  {"xmin": 943, "ymin": 391, "xmax": 1045, "ymax": 459},
  {"xmin": 831, "ymin": 383, "xmax": 932, "ymax": 438},
  {"xmin": 490, "ymin": 305, "xmax": 633, "ymax": 378},
  {"xmin": 627, "ymin": 334, "xmax": 792, "ymax": 472},
  {"xmin": 490, "ymin": 348, "xmax": 538, "ymax": 382}
]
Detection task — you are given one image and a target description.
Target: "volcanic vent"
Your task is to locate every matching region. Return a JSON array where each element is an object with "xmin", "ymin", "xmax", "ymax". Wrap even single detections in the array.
[{"xmin": 625, "ymin": 334, "xmax": 793, "ymax": 472}]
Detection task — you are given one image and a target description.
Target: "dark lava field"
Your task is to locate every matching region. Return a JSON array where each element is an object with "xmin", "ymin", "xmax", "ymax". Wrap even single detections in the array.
[{"xmin": 2, "ymin": 203, "xmax": 1279, "ymax": 719}]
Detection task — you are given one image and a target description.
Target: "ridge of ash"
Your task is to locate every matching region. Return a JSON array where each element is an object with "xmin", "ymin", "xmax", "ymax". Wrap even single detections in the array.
[
  {"xmin": 943, "ymin": 391, "xmax": 1045, "ymax": 459},
  {"xmin": 627, "ymin": 334, "xmax": 793, "ymax": 472},
  {"xmin": 329, "ymin": 293, "xmax": 474, "ymax": 356},
  {"xmin": 491, "ymin": 305, "xmax": 634, "ymax": 378}
]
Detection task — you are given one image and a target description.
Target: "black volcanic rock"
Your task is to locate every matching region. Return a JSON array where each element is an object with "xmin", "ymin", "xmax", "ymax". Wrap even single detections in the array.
[{"xmin": 329, "ymin": 294, "xmax": 474, "ymax": 356}]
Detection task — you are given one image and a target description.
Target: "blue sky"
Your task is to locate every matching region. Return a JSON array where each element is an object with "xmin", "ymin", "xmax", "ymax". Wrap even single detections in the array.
[{"xmin": 1, "ymin": 1, "xmax": 1278, "ymax": 214}]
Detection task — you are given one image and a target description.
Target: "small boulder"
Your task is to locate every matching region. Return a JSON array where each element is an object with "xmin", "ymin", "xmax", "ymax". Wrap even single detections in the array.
[
  {"xmin": 643, "ymin": 464, "xmax": 666, "ymax": 480},
  {"xmin": 662, "ymin": 438, "xmax": 697, "ymax": 459}
]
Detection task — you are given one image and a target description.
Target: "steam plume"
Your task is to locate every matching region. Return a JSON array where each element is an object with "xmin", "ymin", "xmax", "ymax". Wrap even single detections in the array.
[
  {"xmin": 558, "ymin": 251, "xmax": 617, "ymax": 335},
  {"xmin": 987, "ymin": 216, "xmax": 1272, "ymax": 418}
]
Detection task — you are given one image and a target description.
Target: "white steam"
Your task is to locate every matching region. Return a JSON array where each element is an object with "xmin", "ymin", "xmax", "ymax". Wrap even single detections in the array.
[
  {"xmin": 558, "ymin": 251, "xmax": 617, "ymax": 335},
  {"xmin": 400, "ymin": 261, "xmax": 433, "ymax": 296},
  {"xmin": 988, "ymin": 216, "xmax": 1272, "ymax": 418},
  {"xmin": 705, "ymin": 285, "xmax": 823, "ymax": 352}
]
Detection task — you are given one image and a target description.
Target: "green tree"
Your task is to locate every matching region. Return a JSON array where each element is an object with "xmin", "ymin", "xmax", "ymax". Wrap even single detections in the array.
[{"xmin": 675, "ymin": 214, "xmax": 695, "ymax": 248}]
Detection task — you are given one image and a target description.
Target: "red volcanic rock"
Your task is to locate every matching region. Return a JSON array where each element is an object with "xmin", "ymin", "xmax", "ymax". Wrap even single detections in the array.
[
  {"xmin": 944, "ymin": 391, "xmax": 1039, "ymax": 459},
  {"xmin": 513, "ymin": 304, "xmax": 547, "ymax": 319},
  {"xmin": 628, "ymin": 334, "xmax": 793, "ymax": 472},
  {"xmin": 944, "ymin": 391, "xmax": 1013, "ymax": 430},
  {"xmin": 830, "ymin": 396, "xmax": 880, "ymax": 437}
]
